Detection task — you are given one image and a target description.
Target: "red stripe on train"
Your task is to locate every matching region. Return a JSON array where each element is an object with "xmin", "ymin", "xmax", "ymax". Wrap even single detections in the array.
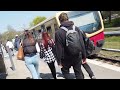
[{"xmin": 90, "ymin": 31, "xmax": 104, "ymax": 46}]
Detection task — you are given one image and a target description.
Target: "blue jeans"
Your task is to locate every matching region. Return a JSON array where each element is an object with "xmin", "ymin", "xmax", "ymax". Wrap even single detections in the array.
[
  {"xmin": 25, "ymin": 54, "xmax": 40, "ymax": 79},
  {"xmin": 14, "ymin": 42, "xmax": 20, "ymax": 51}
]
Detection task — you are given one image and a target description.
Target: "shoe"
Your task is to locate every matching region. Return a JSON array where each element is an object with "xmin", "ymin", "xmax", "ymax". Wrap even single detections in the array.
[
  {"xmin": 91, "ymin": 76, "xmax": 96, "ymax": 79},
  {"xmin": 26, "ymin": 77, "xmax": 32, "ymax": 79}
]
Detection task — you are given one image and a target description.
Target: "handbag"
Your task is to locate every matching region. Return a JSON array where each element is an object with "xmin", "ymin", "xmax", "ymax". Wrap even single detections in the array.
[{"xmin": 17, "ymin": 44, "xmax": 24, "ymax": 60}]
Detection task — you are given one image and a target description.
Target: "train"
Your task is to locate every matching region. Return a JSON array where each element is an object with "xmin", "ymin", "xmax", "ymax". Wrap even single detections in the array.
[{"xmin": 28, "ymin": 11, "xmax": 105, "ymax": 56}]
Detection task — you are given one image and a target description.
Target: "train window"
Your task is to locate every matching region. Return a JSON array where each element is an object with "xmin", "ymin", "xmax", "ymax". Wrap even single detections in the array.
[
  {"xmin": 54, "ymin": 24, "xmax": 58, "ymax": 31},
  {"xmin": 46, "ymin": 26, "xmax": 52, "ymax": 33},
  {"xmin": 68, "ymin": 11, "xmax": 102, "ymax": 34}
]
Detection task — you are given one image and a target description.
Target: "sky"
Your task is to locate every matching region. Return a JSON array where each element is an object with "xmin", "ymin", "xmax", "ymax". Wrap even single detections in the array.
[{"xmin": 0, "ymin": 11, "xmax": 59, "ymax": 34}]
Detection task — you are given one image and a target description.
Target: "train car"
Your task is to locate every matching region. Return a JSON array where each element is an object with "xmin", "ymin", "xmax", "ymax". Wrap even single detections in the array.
[{"xmin": 29, "ymin": 11, "xmax": 104, "ymax": 56}]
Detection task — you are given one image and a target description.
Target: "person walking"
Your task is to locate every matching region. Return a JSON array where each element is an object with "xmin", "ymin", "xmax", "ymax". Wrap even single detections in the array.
[
  {"xmin": 22, "ymin": 30, "xmax": 40, "ymax": 79},
  {"xmin": 55, "ymin": 12, "xmax": 87, "ymax": 79},
  {"xmin": 14, "ymin": 35, "xmax": 20, "ymax": 51},
  {"xmin": 6, "ymin": 39, "xmax": 14, "ymax": 56},
  {"xmin": 38, "ymin": 32, "xmax": 57, "ymax": 79}
]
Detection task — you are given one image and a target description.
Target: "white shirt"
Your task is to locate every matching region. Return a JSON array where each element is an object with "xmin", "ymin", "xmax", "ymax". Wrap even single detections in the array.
[
  {"xmin": 36, "ymin": 42, "xmax": 40, "ymax": 53},
  {"xmin": 6, "ymin": 41, "xmax": 14, "ymax": 49}
]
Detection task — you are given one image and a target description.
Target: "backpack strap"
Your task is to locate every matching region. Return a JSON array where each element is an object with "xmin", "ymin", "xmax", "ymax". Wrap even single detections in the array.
[
  {"xmin": 66, "ymin": 25, "xmax": 76, "ymax": 36},
  {"xmin": 60, "ymin": 26, "xmax": 69, "ymax": 32},
  {"xmin": 72, "ymin": 25, "xmax": 76, "ymax": 31},
  {"xmin": 60, "ymin": 25, "xmax": 75, "ymax": 32}
]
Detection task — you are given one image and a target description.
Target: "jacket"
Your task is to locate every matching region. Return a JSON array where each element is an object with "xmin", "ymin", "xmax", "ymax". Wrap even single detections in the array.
[
  {"xmin": 55, "ymin": 21, "xmax": 86, "ymax": 65},
  {"xmin": 23, "ymin": 38, "xmax": 37, "ymax": 55}
]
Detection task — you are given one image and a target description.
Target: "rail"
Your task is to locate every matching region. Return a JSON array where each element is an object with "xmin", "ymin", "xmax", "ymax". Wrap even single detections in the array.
[
  {"xmin": 104, "ymin": 31, "xmax": 120, "ymax": 36},
  {"xmin": 102, "ymin": 48, "xmax": 120, "ymax": 52},
  {"xmin": 95, "ymin": 56, "xmax": 120, "ymax": 63}
]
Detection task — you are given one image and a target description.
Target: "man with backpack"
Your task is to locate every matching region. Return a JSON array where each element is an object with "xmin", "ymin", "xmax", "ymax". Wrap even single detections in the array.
[{"xmin": 55, "ymin": 12, "xmax": 87, "ymax": 79}]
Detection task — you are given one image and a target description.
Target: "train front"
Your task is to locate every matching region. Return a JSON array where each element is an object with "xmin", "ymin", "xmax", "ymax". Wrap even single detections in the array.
[{"xmin": 67, "ymin": 11, "xmax": 105, "ymax": 56}]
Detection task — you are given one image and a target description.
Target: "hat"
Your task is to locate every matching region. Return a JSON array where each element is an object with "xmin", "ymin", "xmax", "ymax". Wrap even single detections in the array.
[{"xmin": 15, "ymin": 35, "xmax": 18, "ymax": 37}]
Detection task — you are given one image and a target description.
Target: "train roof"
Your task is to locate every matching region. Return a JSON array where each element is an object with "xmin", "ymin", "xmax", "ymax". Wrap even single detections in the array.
[
  {"xmin": 28, "ymin": 11, "xmax": 70, "ymax": 30},
  {"xmin": 28, "ymin": 16, "xmax": 55, "ymax": 31},
  {"xmin": 28, "ymin": 11, "xmax": 100, "ymax": 30}
]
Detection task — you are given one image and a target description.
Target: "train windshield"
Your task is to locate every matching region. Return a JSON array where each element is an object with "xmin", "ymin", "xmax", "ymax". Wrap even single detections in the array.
[{"xmin": 68, "ymin": 11, "xmax": 102, "ymax": 34}]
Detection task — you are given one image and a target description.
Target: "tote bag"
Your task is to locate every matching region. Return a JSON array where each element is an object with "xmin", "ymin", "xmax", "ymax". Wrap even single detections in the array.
[{"xmin": 17, "ymin": 45, "xmax": 24, "ymax": 60}]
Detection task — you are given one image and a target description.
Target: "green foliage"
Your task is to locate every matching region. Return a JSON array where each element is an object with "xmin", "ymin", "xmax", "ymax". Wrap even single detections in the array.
[
  {"xmin": 101, "ymin": 11, "xmax": 110, "ymax": 19},
  {"xmin": 105, "ymin": 36, "xmax": 120, "ymax": 42},
  {"xmin": 31, "ymin": 16, "xmax": 46, "ymax": 26},
  {"xmin": 0, "ymin": 33, "xmax": 2, "ymax": 41},
  {"xmin": 104, "ymin": 22, "xmax": 113, "ymax": 28},
  {"xmin": 101, "ymin": 11, "xmax": 120, "ymax": 19},
  {"xmin": 29, "ymin": 22, "xmax": 34, "ymax": 28},
  {"xmin": 104, "ymin": 36, "xmax": 120, "ymax": 49},
  {"xmin": 104, "ymin": 17, "xmax": 120, "ymax": 28},
  {"xmin": 112, "ymin": 18, "xmax": 120, "ymax": 27},
  {"xmin": 1, "ymin": 25, "xmax": 22, "ymax": 43}
]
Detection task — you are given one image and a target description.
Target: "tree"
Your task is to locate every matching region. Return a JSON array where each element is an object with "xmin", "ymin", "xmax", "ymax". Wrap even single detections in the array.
[
  {"xmin": 29, "ymin": 22, "xmax": 34, "ymax": 28},
  {"xmin": 0, "ymin": 33, "xmax": 2, "ymax": 42},
  {"xmin": 108, "ymin": 11, "xmax": 111, "ymax": 24},
  {"xmin": 101, "ymin": 11, "xmax": 112, "ymax": 23},
  {"xmin": 101, "ymin": 11, "xmax": 120, "ymax": 24},
  {"xmin": 1, "ymin": 25, "xmax": 22, "ymax": 43},
  {"xmin": 30, "ymin": 16, "xmax": 46, "ymax": 26}
]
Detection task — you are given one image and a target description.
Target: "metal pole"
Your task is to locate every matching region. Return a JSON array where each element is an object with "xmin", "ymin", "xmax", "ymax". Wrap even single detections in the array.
[{"xmin": 6, "ymin": 46, "xmax": 15, "ymax": 71}]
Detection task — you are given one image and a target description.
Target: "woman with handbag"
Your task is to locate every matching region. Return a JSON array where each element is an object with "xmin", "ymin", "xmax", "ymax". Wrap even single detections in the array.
[
  {"xmin": 38, "ymin": 32, "xmax": 57, "ymax": 79},
  {"xmin": 22, "ymin": 30, "xmax": 41, "ymax": 79}
]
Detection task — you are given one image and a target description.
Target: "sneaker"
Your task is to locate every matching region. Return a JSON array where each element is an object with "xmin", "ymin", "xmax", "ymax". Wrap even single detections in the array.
[
  {"xmin": 91, "ymin": 76, "xmax": 96, "ymax": 79},
  {"xmin": 26, "ymin": 77, "xmax": 32, "ymax": 79}
]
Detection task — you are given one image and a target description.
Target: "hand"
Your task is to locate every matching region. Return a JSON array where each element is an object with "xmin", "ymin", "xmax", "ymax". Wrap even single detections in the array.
[
  {"xmin": 58, "ymin": 63, "xmax": 63, "ymax": 68},
  {"xmin": 82, "ymin": 58, "xmax": 86, "ymax": 64}
]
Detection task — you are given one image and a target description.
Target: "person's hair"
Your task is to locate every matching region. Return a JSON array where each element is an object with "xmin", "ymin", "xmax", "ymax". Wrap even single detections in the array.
[
  {"xmin": 38, "ymin": 29, "xmax": 41, "ymax": 33},
  {"xmin": 41, "ymin": 25, "xmax": 45, "ymax": 29},
  {"xmin": 24, "ymin": 30, "xmax": 35, "ymax": 44},
  {"xmin": 42, "ymin": 32, "xmax": 54, "ymax": 50},
  {"xmin": 59, "ymin": 12, "xmax": 69, "ymax": 23}
]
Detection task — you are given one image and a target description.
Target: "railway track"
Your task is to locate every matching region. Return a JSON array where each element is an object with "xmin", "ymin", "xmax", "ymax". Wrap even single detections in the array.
[
  {"xmin": 96, "ymin": 56, "xmax": 120, "ymax": 63},
  {"xmin": 94, "ymin": 55, "xmax": 120, "ymax": 66},
  {"xmin": 91, "ymin": 48, "xmax": 120, "ymax": 66}
]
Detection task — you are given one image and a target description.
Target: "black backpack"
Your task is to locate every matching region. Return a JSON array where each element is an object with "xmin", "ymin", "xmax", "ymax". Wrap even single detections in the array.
[
  {"xmin": 80, "ymin": 30, "xmax": 95, "ymax": 57},
  {"xmin": 60, "ymin": 25, "xmax": 81, "ymax": 55}
]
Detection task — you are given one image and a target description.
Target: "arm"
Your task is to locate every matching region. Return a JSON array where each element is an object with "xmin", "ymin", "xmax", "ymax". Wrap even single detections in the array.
[
  {"xmin": 76, "ymin": 27, "xmax": 87, "ymax": 60},
  {"xmin": 11, "ymin": 42, "xmax": 14, "ymax": 49},
  {"xmin": 35, "ymin": 42, "xmax": 40, "ymax": 53},
  {"xmin": 55, "ymin": 31, "xmax": 64, "ymax": 65}
]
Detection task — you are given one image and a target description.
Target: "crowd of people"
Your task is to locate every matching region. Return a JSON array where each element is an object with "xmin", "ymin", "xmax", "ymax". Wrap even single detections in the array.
[{"xmin": 2, "ymin": 12, "xmax": 96, "ymax": 79}]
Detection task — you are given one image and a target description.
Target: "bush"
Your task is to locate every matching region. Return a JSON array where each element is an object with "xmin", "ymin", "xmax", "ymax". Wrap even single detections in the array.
[
  {"xmin": 104, "ymin": 17, "xmax": 120, "ymax": 28},
  {"xmin": 104, "ymin": 22, "xmax": 113, "ymax": 28},
  {"xmin": 112, "ymin": 18, "xmax": 120, "ymax": 27}
]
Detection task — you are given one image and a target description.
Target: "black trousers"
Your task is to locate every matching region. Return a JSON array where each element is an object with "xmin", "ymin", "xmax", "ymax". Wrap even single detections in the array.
[
  {"xmin": 47, "ymin": 61, "xmax": 57, "ymax": 79},
  {"xmin": 61, "ymin": 55, "xmax": 84, "ymax": 79},
  {"xmin": 82, "ymin": 63, "xmax": 94, "ymax": 79}
]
